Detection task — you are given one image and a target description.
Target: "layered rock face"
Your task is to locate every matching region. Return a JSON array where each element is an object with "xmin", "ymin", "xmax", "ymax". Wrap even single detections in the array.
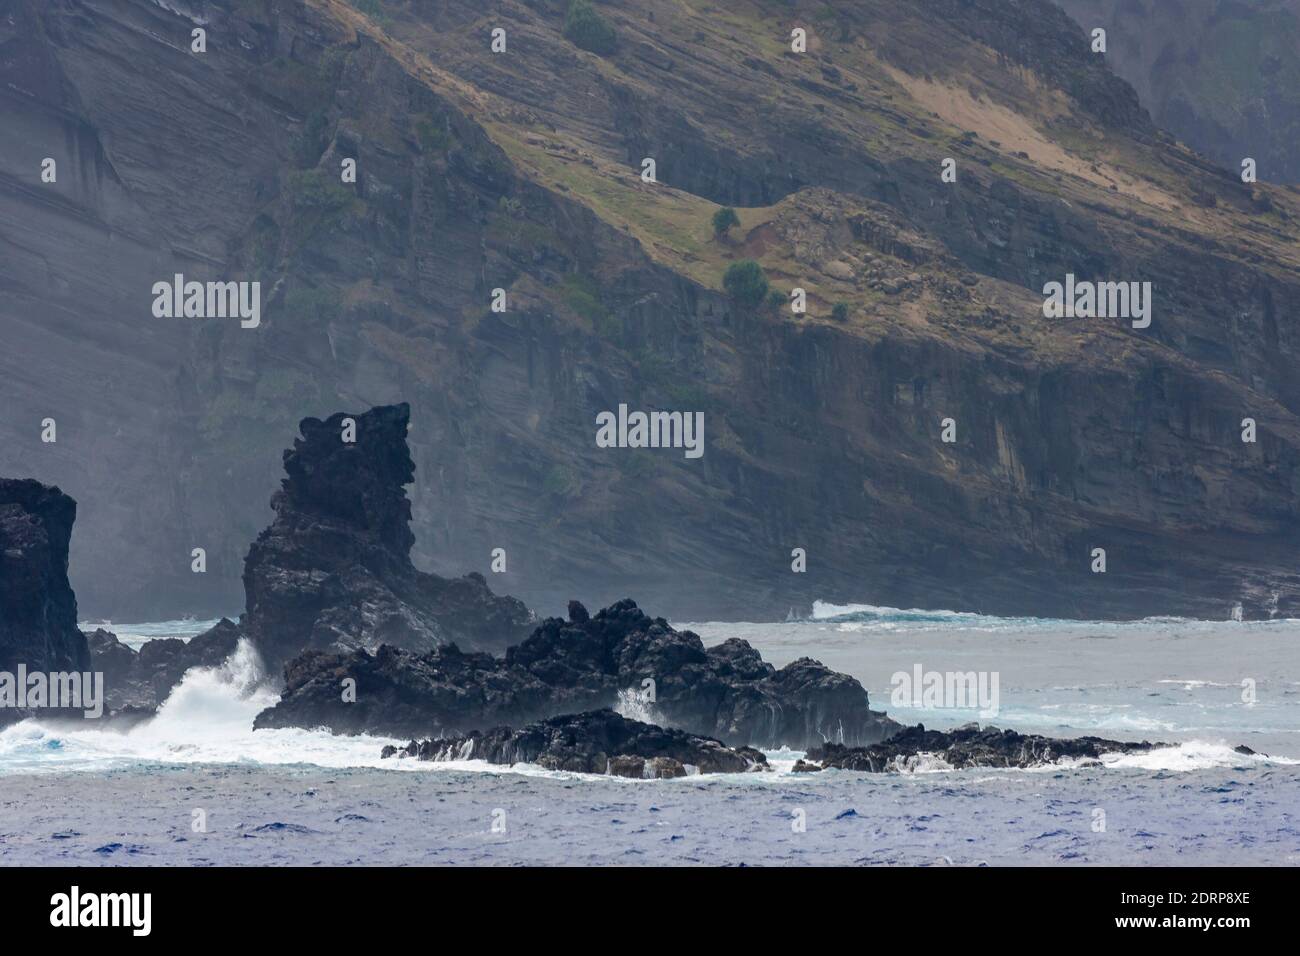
[
  {"xmin": 0, "ymin": 479, "xmax": 89, "ymax": 676},
  {"xmin": 382, "ymin": 708, "xmax": 769, "ymax": 778},
  {"xmin": 255, "ymin": 598, "xmax": 899, "ymax": 750},
  {"xmin": 4, "ymin": 0, "xmax": 1300, "ymax": 625},
  {"xmin": 792, "ymin": 723, "xmax": 1160, "ymax": 773},
  {"xmin": 242, "ymin": 403, "xmax": 534, "ymax": 663}
]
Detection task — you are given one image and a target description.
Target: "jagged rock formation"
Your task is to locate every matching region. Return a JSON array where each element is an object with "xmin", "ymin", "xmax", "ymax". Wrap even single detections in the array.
[
  {"xmin": 0, "ymin": 479, "xmax": 89, "ymax": 675},
  {"xmin": 241, "ymin": 403, "xmax": 534, "ymax": 663},
  {"xmin": 255, "ymin": 598, "xmax": 900, "ymax": 749},
  {"xmin": 4, "ymin": 0, "xmax": 1300, "ymax": 623},
  {"xmin": 791, "ymin": 723, "xmax": 1160, "ymax": 773},
  {"xmin": 381, "ymin": 708, "xmax": 769, "ymax": 778},
  {"xmin": 86, "ymin": 620, "xmax": 242, "ymax": 715},
  {"xmin": 81, "ymin": 401, "xmax": 533, "ymax": 714}
]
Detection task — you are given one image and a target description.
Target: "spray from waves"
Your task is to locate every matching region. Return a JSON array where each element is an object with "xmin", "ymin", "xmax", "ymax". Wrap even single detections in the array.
[
  {"xmin": 613, "ymin": 687, "xmax": 661, "ymax": 725},
  {"xmin": 0, "ymin": 640, "xmax": 611, "ymax": 780},
  {"xmin": 0, "ymin": 639, "xmax": 418, "ymax": 775}
]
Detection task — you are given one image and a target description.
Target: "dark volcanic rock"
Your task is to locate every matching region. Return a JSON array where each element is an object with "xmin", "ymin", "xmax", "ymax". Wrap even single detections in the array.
[
  {"xmin": 241, "ymin": 403, "xmax": 534, "ymax": 664},
  {"xmin": 382, "ymin": 708, "xmax": 769, "ymax": 778},
  {"xmin": 0, "ymin": 479, "xmax": 89, "ymax": 678},
  {"xmin": 792, "ymin": 723, "xmax": 1161, "ymax": 773},
  {"xmin": 87, "ymin": 619, "xmax": 243, "ymax": 714},
  {"xmin": 255, "ymin": 598, "xmax": 900, "ymax": 749}
]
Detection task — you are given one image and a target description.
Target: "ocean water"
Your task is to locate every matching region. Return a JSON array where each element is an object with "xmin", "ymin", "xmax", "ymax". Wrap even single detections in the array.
[{"xmin": 0, "ymin": 606, "xmax": 1297, "ymax": 866}]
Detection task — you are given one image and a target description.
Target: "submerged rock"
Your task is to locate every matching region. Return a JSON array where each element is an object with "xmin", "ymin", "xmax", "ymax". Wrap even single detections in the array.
[
  {"xmin": 241, "ymin": 403, "xmax": 534, "ymax": 663},
  {"xmin": 256, "ymin": 597, "xmax": 900, "ymax": 749},
  {"xmin": 381, "ymin": 708, "xmax": 768, "ymax": 777},
  {"xmin": 791, "ymin": 723, "xmax": 1162, "ymax": 773}
]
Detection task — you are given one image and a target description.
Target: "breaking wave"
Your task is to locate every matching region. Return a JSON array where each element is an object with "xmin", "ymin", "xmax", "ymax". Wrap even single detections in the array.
[
  {"xmin": 807, "ymin": 600, "xmax": 1299, "ymax": 631},
  {"xmin": 1, "ymin": 635, "xmax": 1296, "ymax": 780}
]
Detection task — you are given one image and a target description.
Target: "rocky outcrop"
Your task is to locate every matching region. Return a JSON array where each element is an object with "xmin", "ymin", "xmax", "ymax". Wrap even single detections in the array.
[
  {"xmin": 87, "ymin": 620, "xmax": 242, "ymax": 715},
  {"xmin": 255, "ymin": 598, "xmax": 900, "ymax": 750},
  {"xmin": 0, "ymin": 479, "xmax": 89, "ymax": 677},
  {"xmin": 791, "ymin": 723, "xmax": 1161, "ymax": 773},
  {"xmin": 76, "ymin": 399, "xmax": 535, "ymax": 716},
  {"xmin": 241, "ymin": 403, "xmax": 534, "ymax": 664},
  {"xmin": 381, "ymin": 708, "xmax": 768, "ymax": 778}
]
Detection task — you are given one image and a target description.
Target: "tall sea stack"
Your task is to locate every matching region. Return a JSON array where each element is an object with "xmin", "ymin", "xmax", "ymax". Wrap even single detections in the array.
[{"xmin": 241, "ymin": 403, "xmax": 534, "ymax": 663}]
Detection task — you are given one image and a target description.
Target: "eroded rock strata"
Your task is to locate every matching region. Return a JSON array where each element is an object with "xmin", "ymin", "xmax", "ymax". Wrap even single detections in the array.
[
  {"xmin": 256, "ymin": 598, "xmax": 900, "ymax": 750},
  {"xmin": 381, "ymin": 708, "xmax": 768, "ymax": 778},
  {"xmin": 7, "ymin": 0, "xmax": 1300, "ymax": 624},
  {"xmin": 791, "ymin": 723, "xmax": 1162, "ymax": 773}
]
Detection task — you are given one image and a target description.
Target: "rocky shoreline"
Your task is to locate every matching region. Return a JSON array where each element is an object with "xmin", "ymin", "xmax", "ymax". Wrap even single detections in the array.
[
  {"xmin": 1, "ymin": 403, "xmax": 1244, "ymax": 774},
  {"xmin": 792, "ymin": 724, "xmax": 1165, "ymax": 773},
  {"xmin": 254, "ymin": 596, "xmax": 900, "ymax": 750},
  {"xmin": 381, "ymin": 709, "xmax": 769, "ymax": 778}
]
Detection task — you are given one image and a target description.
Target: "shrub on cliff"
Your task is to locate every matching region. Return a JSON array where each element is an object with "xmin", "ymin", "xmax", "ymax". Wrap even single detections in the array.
[
  {"xmin": 564, "ymin": 1, "xmax": 617, "ymax": 56},
  {"xmin": 712, "ymin": 206, "xmax": 740, "ymax": 237},
  {"xmin": 831, "ymin": 302, "xmax": 849, "ymax": 322},
  {"xmin": 723, "ymin": 260, "xmax": 769, "ymax": 308}
]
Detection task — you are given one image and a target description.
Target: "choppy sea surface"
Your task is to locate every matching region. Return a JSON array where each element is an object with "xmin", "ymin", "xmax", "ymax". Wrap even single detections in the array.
[{"xmin": 1, "ymin": 605, "xmax": 1297, "ymax": 865}]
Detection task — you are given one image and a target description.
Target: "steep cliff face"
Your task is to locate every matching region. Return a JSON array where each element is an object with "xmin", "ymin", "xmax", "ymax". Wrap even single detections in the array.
[
  {"xmin": 1057, "ymin": 0, "xmax": 1300, "ymax": 184},
  {"xmin": 2, "ymin": 0, "xmax": 1299, "ymax": 623},
  {"xmin": 0, "ymin": 479, "xmax": 89, "ymax": 675},
  {"xmin": 242, "ymin": 402, "xmax": 534, "ymax": 661}
]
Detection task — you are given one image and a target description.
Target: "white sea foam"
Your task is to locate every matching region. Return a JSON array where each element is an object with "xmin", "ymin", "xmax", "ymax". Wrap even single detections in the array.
[
  {"xmin": 1096, "ymin": 740, "xmax": 1299, "ymax": 772},
  {"xmin": 889, "ymin": 751, "xmax": 956, "ymax": 774},
  {"xmin": 887, "ymin": 741, "xmax": 1297, "ymax": 775},
  {"xmin": 0, "ymin": 639, "xmax": 509, "ymax": 776}
]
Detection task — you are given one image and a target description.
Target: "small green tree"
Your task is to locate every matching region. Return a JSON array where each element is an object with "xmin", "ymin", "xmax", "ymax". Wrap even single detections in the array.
[
  {"xmin": 564, "ymin": 0, "xmax": 617, "ymax": 55},
  {"xmin": 831, "ymin": 302, "xmax": 850, "ymax": 322},
  {"xmin": 712, "ymin": 206, "xmax": 740, "ymax": 238},
  {"xmin": 723, "ymin": 260, "xmax": 769, "ymax": 307}
]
